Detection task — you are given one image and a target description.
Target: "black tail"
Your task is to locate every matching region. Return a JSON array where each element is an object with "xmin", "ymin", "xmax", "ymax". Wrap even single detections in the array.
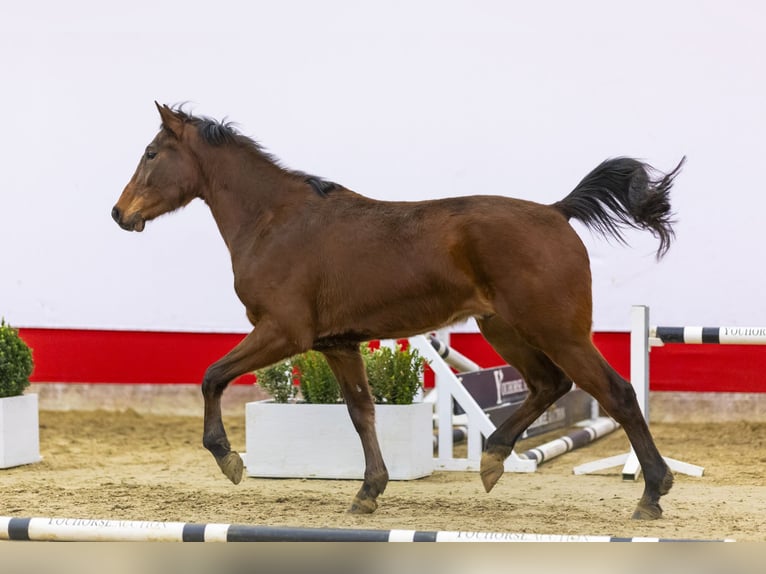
[{"xmin": 553, "ymin": 156, "xmax": 685, "ymax": 259}]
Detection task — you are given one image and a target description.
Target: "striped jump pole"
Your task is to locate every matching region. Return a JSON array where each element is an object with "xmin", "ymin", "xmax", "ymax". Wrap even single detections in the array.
[
  {"xmin": 521, "ymin": 417, "xmax": 619, "ymax": 464},
  {"xmin": 0, "ymin": 516, "xmax": 734, "ymax": 542},
  {"xmin": 653, "ymin": 326, "xmax": 766, "ymax": 345},
  {"xmin": 427, "ymin": 334, "xmax": 481, "ymax": 373}
]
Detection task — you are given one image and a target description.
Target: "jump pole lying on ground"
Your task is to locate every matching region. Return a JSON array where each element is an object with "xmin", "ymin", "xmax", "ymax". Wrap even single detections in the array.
[
  {"xmin": 520, "ymin": 417, "xmax": 619, "ymax": 464},
  {"xmin": 0, "ymin": 516, "xmax": 734, "ymax": 542},
  {"xmin": 575, "ymin": 305, "xmax": 711, "ymax": 480}
]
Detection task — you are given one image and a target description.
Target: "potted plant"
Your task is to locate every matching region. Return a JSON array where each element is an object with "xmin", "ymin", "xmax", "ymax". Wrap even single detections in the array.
[
  {"xmin": 0, "ymin": 318, "xmax": 41, "ymax": 468},
  {"xmin": 245, "ymin": 343, "xmax": 433, "ymax": 480},
  {"xmin": 362, "ymin": 343, "xmax": 424, "ymax": 405},
  {"xmin": 293, "ymin": 350, "xmax": 343, "ymax": 405}
]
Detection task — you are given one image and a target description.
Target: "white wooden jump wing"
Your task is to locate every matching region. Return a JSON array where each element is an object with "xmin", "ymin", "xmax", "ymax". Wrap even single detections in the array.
[{"xmin": 408, "ymin": 335, "xmax": 537, "ymax": 473}]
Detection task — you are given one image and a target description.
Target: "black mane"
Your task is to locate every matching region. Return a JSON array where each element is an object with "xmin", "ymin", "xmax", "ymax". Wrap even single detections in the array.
[
  {"xmin": 167, "ymin": 104, "xmax": 337, "ymax": 195},
  {"xmin": 167, "ymin": 105, "xmax": 258, "ymax": 149}
]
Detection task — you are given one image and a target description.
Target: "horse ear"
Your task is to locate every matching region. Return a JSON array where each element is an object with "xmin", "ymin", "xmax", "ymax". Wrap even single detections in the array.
[{"xmin": 155, "ymin": 101, "xmax": 184, "ymax": 138}]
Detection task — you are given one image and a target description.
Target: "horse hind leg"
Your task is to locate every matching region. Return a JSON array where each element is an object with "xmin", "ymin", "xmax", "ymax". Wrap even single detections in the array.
[
  {"xmin": 476, "ymin": 316, "xmax": 574, "ymax": 493},
  {"xmin": 544, "ymin": 339, "xmax": 673, "ymax": 519},
  {"xmin": 321, "ymin": 345, "xmax": 389, "ymax": 514},
  {"xmin": 603, "ymin": 361, "xmax": 674, "ymax": 519}
]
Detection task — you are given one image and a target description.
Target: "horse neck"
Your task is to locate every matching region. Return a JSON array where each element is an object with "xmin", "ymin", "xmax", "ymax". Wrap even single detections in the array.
[{"xmin": 198, "ymin": 145, "xmax": 299, "ymax": 250}]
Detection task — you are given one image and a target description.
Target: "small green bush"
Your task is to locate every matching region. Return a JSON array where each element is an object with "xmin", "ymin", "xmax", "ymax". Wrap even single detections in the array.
[
  {"xmin": 254, "ymin": 359, "xmax": 297, "ymax": 403},
  {"xmin": 293, "ymin": 351, "xmax": 342, "ymax": 404},
  {"xmin": 254, "ymin": 343, "xmax": 427, "ymax": 405},
  {"xmin": 0, "ymin": 319, "xmax": 34, "ymax": 398},
  {"xmin": 363, "ymin": 343, "xmax": 425, "ymax": 405}
]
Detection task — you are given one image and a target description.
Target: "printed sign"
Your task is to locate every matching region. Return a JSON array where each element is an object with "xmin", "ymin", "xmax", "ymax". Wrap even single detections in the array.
[{"xmin": 453, "ymin": 366, "xmax": 593, "ymax": 438}]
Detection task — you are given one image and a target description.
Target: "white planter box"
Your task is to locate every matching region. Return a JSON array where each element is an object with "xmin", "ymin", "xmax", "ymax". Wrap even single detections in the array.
[
  {"xmin": 245, "ymin": 401, "xmax": 433, "ymax": 480},
  {"xmin": 0, "ymin": 394, "xmax": 41, "ymax": 469}
]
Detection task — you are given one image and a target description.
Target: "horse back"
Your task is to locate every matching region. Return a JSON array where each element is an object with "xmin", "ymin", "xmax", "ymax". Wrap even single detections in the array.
[{"xmin": 233, "ymin": 191, "xmax": 591, "ymax": 341}]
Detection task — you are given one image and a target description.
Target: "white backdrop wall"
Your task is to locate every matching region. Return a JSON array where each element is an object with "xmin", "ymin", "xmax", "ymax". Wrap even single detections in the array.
[{"xmin": 2, "ymin": 1, "xmax": 765, "ymax": 333}]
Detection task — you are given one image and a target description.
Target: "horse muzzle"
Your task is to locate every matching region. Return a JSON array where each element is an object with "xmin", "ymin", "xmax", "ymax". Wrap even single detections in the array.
[{"xmin": 111, "ymin": 205, "xmax": 145, "ymax": 232}]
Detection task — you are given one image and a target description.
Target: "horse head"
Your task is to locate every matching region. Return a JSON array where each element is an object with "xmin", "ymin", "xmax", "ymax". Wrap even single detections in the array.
[{"xmin": 112, "ymin": 103, "xmax": 202, "ymax": 232}]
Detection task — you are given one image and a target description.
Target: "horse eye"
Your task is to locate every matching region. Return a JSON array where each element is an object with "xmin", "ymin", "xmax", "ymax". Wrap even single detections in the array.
[{"xmin": 146, "ymin": 150, "xmax": 157, "ymax": 160}]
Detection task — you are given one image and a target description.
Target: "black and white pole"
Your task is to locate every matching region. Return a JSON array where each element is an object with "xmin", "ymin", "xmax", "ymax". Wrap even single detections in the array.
[
  {"xmin": 428, "ymin": 335, "xmax": 480, "ymax": 373},
  {"xmin": 521, "ymin": 417, "xmax": 619, "ymax": 464},
  {"xmin": 0, "ymin": 516, "xmax": 734, "ymax": 543},
  {"xmin": 653, "ymin": 326, "xmax": 766, "ymax": 345}
]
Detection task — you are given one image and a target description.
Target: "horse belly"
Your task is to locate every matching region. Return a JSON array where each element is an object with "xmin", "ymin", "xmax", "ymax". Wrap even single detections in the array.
[{"xmin": 315, "ymin": 270, "xmax": 491, "ymax": 342}]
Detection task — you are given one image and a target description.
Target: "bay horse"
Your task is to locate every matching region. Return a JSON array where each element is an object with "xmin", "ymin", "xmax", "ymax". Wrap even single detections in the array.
[{"xmin": 113, "ymin": 103, "xmax": 684, "ymax": 519}]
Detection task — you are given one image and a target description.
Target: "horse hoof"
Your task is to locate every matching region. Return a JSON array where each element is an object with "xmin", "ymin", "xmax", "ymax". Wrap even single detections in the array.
[
  {"xmin": 348, "ymin": 497, "xmax": 377, "ymax": 514},
  {"xmin": 631, "ymin": 503, "xmax": 663, "ymax": 520},
  {"xmin": 480, "ymin": 452, "xmax": 505, "ymax": 493},
  {"xmin": 218, "ymin": 451, "xmax": 244, "ymax": 484}
]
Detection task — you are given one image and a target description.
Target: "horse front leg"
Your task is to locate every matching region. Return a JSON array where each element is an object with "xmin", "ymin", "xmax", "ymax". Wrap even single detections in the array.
[
  {"xmin": 202, "ymin": 322, "xmax": 304, "ymax": 484},
  {"xmin": 321, "ymin": 345, "xmax": 388, "ymax": 514}
]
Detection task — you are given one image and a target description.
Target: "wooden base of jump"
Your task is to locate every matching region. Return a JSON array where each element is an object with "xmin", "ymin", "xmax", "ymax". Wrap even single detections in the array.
[{"xmin": 0, "ymin": 516, "xmax": 733, "ymax": 542}]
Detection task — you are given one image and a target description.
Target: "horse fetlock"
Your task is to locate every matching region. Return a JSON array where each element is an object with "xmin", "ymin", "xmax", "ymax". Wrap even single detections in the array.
[
  {"xmin": 347, "ymin": 477, "xmax": 385, "ymax": 514},
  {"xmin": 632, "ymin": 489, "xmax": 665, "ymax": 520},
  {"xmin": 348, "ymin": 496, "xmax": 378, "ymax": 514},
  {"xmin": 216, "ymin": 451, "xmax": 244, "ymax": 485},
  {"xmin": 659, "ymin": 467, "xmax": 674, "ymax": 496},
  {"xmin": 367, "ymin": 471, "xmax": 389, "ymax": 497},
  {"xmin": 202, "ymin": 431, "xmax": 231, "ymax": 454},
  {"xmin": 632, "ymin": 501, "xmax": 663, "ymax": 520},
  {"xmin": 480, "ymin": 451, "xmax": 506, "ymax": 493}
]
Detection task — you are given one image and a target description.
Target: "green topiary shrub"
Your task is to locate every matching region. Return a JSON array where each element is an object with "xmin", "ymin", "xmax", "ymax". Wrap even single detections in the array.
[
  {"xmin": 293, "ymin": 350, "xmax": 342, "ymax": 404},
  {"xmin": 0, "ymin": 319, "xmax": 34, "ymax": 398},
  {"xmin": 254, "ymin": 343, "xmax": 426, "ymax": 405},
  {"xmin": 362, "ymin": 343, "xmax": 425, "ymax": 405}
]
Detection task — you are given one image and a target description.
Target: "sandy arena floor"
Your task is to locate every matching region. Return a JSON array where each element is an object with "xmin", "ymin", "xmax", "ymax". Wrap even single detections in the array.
[{"xmin": 1, "ymin": 410, "xmax": 764, "ymax": 542}]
